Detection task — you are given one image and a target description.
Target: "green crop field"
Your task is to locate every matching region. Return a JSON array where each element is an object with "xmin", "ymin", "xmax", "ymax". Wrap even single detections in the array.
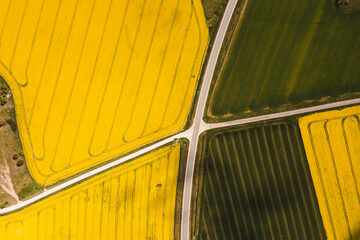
[
  {"xmin": 192, "ymin": 121, "xmax": 326, "ymax": 239},
  {"xmin": 206, "ymin": 0, "xmax": 360, "ymax": 122}
]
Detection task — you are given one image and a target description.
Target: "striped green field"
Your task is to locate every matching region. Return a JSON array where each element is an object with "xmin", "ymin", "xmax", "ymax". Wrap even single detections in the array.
[
  {"xmin": 192, "ymin": 121, "xmax": 326, "ymax": 239},
  {"xmin": 206, "ymin": 0, "xmax": 360, "ymax": 122}
]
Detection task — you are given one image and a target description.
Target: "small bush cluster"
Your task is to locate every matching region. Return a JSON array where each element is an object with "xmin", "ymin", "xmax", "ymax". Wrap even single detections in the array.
[
  {"xmin": 0, "ymin": 97, "xmax": 7, "ymax": 106},
  {"xmin": 0, "ymin": 201, "xmax": 9, "ymax": 209},
  {"xmin": 16, "ymin": 159, "xmax": 24, "ymax": 166},
  {"xmin": 0, "ymin": 118, "xmax": 19, "ymax": 131},
  {"xmin": 18, "ymin": 183, "xmax": 42, "ymax": 200},
  {"xmin": 13, "ymin": 150, "xmax": 25, "ymax": 167},
  {"xmin": 6, "ymin": 119, "xmax": 17, "ymax": 132},
  {"xmin": 334, "ymin": 0, "xmax": 350, "ymax": 8},
  {"xmin": 0, "ymin": 84, "xmax": 8, "ymax": 105}
]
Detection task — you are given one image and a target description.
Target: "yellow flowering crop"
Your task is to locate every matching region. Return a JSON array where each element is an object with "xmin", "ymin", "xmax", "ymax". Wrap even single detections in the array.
[
  {"xmin": 0, "ymin": 0, "xmax": 208, "ymax": 185},
  {"xmin": 299, "ymin": 106, "xmax": 360, "ymax": 240},
  {"xmin": 0, "ymin": 144, "xmax": 180, "ymax": 240}
]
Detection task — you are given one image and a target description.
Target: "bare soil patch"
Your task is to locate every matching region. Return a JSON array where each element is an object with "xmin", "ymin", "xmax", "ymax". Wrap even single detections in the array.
[{"xmin": 0, "ymin": 77, "xmax": 43, "ymax": 207}]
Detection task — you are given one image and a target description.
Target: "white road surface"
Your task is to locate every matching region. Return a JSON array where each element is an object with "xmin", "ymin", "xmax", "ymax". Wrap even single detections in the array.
[
  {"xmin": 1, "ymin": 1, "xmax": 360, "ymax": 240},
  {"xmin": 180, "ymin": 0, "xmax": 239, "ymax": 239}
]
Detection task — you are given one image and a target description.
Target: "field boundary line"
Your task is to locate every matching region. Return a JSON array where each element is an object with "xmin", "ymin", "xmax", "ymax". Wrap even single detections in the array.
[
  {"xmin": 230, "ymin": 133, "xmax": 255, "ymax": 236},
  {"xmin": 181, "ymin": 0, "xmax": 239, "ymax": 239},
  {"xmin": 341, "ymin": 117, "xmax": 360, "ymax": 202},
  {"xmin": 104, "ymin": 0, "xmax": 149, "ymax": 145},
  {"xmin": 119, "ymin": 0, "xmax": 166, "ymax": 143},
  {"xmin": 248, "ymin": 131, "xmax": 276, "ymax": 238},
  {"xmin": 0, "ymin": 0, "xmax": 12, "ymax": 47},
  {"xmin": 307, "ymin": 122, "xmax": 337, "ymax": 239},
  {"xmin": 86, "ymin": 0, "xmax": 132, "ymax": 157},
  {"xmin": 213, "ymin": 138, "xmax": 242, "ymax": 237},
  {"xmin": 277, "ymin": 125, "xmax": 307, "ymax": 238},
  {"xmin": 28, "ymin": 0, "xmax": 64, "ymax": 130},
  {"xmin": 139, "ymin": 0, "xmax": 182, "ymax": 138},
  {"xmin": 204, "ymin": 98, "xmax": 360, "ymax": 132},
  {"xmin": 52, "ymin": 0, "xmax": 98, "ymax": 171},
  {"xmin": 157, "ymin": 7, "xmax": 195, "ymax": 131},
  {"xmin": 45, "ymin": 0, "xmax": 80, "ymax": 173},
  {"xmin": 0, "ymin": 130, "xmax": 187, "ymax": 214},
  {"xmin": 9, "ymin": 0, "xmax": 30, "ymax": 71},
  {"xmin": 254, "ymin": 129, "xmax": 282, "ymax": 236},
  {"xmin": 24, "ymin": 0, "xmax": 47, "ymax": 88},
  {"xmin": 163, "ymin": 3, "xmax": 204, "ymax": 133},
  {"xmin": 293, "ymin": 124, "xmax": 324, "ymax": 238},
  {"xmin": 205, "ymin": 0, "xmax": 248, "ymax": 120},
  {"xmin": 208, "ymin": 145, "xmax": 236, "ymax": 240}
]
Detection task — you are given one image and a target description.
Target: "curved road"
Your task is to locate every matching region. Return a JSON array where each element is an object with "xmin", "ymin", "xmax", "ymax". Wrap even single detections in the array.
[
  {"xmin": 0, "ymin": 0, "xmax": 239, "ymax": 217},
  {"xmin": 180, "ymin": 0, "xmax": 239, "ymax": 239},
  {"xmin": 2, "ymin": 1, "xmax": 360, "ymax": 240}
]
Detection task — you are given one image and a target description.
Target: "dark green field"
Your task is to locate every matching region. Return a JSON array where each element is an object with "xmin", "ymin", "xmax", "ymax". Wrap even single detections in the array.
[
  {"xmin": 192, "ymin": 121, "xmax": 326, "ymax": 239},
  {"xmin": 206, "ymin": 0, "xmax": 360, "ymax": 122}
]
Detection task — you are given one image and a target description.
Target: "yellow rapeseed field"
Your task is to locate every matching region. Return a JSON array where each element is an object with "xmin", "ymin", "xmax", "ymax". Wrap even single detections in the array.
[
  {"xmin": 0, "ymin": 143, "xmax": 180, "ymax": 240},
  {"xmin": 299, "ymin": 105, "xmax": 360, "ymax": 240},
  {"xmin": 0, "ymin": 0, "xmax": 208, "ymax": 185}
]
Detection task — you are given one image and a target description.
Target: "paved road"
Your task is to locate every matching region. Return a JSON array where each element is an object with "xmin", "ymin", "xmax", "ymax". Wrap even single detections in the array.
[
  {"xmin": 180, "ymin": 0, "xmax": 239, "ymax": 239},
  {"xmin": 0, "ymin": 0, "xmax": 239, "ymax": 217},
  {"xmin": 206, "ymin": 98, "xmax": 360, "ymax": 131},
  {"xmin": 0, "ymin": 129, "xmax": 188, "ymax": 214},
  {"xmin": 1, "ymin": 1, "xmax": 360, "ymax": 239}
]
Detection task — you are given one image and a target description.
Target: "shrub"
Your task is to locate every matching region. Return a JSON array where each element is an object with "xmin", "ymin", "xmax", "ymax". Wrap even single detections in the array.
[
  {"xmin": 18, "ymin": 183, "xmax": 42, "ymax": 200},
  {"xmin": 0, "ymin": 85, "xmax": 6, "ymax": 90},
  {"xmin": 18, "ymin": 185, "xmax": 33, "ymax": 200},
  {"xmin": 0, "ymin": 120, "xmax": 5, "ymax": 127},
  {"xmin": 16, "ymin": 159, "xmax": 24, "ymax": 166},
  {"xmin": 1, "ymin": 89, "xmax": 8, "ymax": 95},
  {"xmin": 0, "ymin": 97, "xmax": 7, "ymax": 105},
  {"xmin": 6, "ymin": 119, "xmax": 17, "ymax": 131},
  {"xmin": 13, "ymin": 154, "xmax": 19, "ymax": 160},
  {"xmin": 19, "ymin": 150, "xmax": 24, "ymax": 157}
]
